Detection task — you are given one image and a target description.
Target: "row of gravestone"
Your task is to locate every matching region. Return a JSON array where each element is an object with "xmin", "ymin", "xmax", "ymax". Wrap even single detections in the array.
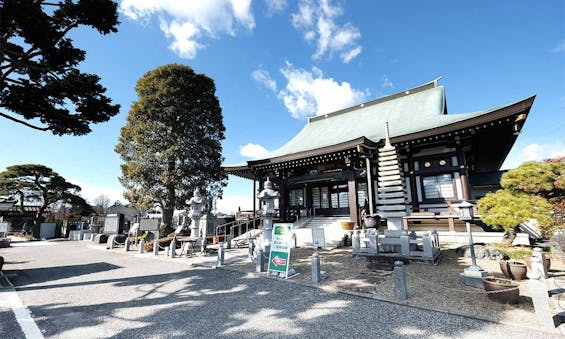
[{"xmin": 92, "ymin": 215, "xmax": 160, "ymax": 244}]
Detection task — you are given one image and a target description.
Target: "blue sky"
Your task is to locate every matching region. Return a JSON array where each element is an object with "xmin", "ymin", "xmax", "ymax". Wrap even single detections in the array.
[{"xmin": 1, "ymin": 0, "xmax": 564, "ymax": 213}]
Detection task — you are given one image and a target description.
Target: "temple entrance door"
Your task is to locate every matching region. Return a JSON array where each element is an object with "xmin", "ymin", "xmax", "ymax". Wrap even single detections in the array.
[{"xmin": 311, "ymin": 183, "xmax": 349, "ymax": 216}]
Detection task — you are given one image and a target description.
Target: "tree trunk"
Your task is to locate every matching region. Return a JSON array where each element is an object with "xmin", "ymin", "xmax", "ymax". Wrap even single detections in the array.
[{"xmin": 502, "ymin": 228, "xmax": 517, "ymax": 245}]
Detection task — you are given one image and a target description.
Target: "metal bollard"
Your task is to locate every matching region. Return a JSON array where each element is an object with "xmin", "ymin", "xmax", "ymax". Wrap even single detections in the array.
[
  {"xmin": 394, "ymin": 261, "xmax": 408, "ymax": 300},
  {"xmin": 218, "ymin": 242, "xmax": 225, "ymax": 266},
  {"xmin": 312, "ymin": 252, "xmax": 321, "ymax": 284},
  {"xmin": 256, "ymin": 247, "xmax": 266, "ymax": 272},
  {"xmin": 153, "ymin": 240, "xmax": 159, "ymax": 255},
  {"xmin": 139, "ymin": 239, "xmax": 145, "ymax": 253},
  {"xmin": 170, "ymin": 238, "xmax": 176, "ymax": 258},
  {"xmin": 125, "ymin": 238, "xmax": 130, "ymax": 252}
]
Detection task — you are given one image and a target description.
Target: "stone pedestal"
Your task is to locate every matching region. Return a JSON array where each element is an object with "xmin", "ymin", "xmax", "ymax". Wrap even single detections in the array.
[{"xmin": 460, "ymin": 266, "xmax": 489, "ymax": 288}]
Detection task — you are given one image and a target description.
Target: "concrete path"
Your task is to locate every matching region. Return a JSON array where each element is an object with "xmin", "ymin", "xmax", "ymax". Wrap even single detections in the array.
[{"xmin": 0, "ymin": 240, "xmax": 560, "ymax": 338}]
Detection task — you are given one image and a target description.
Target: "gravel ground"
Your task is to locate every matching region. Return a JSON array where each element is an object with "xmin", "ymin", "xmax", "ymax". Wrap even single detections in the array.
[{"xmin": 227, "ymin": 245, "xmax": 565, "ymax": 332}]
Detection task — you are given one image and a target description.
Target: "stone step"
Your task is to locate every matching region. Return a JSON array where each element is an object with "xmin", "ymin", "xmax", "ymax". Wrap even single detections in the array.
[{"xmin": 378, "ymin": 211, "xmax": 407, "ymax": 218}]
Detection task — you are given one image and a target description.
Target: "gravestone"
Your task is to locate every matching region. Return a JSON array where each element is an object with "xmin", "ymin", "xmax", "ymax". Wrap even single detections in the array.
[
  {"xmin": 139, "ymin": 218, "xmax": 160, "ymax": 232},
  {"xmin": 103, "ymin": 214, "xmax": 124, "ymax": 234}
]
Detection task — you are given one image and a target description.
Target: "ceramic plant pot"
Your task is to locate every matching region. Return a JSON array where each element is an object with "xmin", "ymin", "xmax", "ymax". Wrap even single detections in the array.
[
  {"xmin": 499, "ymin": 261, "xmax": 513, "ymax": 279},
  {"xmin": 482, "ymin": 277, "xmax": 520, "ymax": 304},
  {"xmin": 508, "ymin": 261, "xmax": 527, "ymax": 281}
]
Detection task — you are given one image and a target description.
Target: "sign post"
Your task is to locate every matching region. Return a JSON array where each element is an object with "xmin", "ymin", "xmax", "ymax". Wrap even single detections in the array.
[{"xmin": 268, "ymin": 223, "xmax": 293, "ymax": 278}]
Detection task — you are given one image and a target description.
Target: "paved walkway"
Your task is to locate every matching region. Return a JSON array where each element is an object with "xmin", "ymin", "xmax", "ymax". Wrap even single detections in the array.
[{"xmin": 0, "ymin": 239, "xmax": 561, "ymax": 338}]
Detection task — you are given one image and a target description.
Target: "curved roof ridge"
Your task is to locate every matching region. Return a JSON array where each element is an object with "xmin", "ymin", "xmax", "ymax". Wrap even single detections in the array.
[{"xmin": 308, "ymin": 77, "xmax": 443, "ymax": 123}]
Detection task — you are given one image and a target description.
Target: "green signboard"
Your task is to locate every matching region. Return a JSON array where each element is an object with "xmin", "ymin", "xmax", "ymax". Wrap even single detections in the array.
[{"xmin": 268, "ymin": 223, "xmax": 293, "ymax": 277}]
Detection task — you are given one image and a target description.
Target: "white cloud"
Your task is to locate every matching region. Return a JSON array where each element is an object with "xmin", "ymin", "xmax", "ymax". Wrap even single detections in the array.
[
  {"xmin": 382, "ymin": 75, "xmax": 394, "ymax": 89},
  {"xmin": 251, "ymin": 69, "xmax": 277, "ymax": 91},
  {"xmin": 240, "ymin": 143, "xmax": 271, "ymax": 159},
  {"xmin": 265, "ymin": 0, "xmax": 288, "ymax": 14},
  {"xmin": 502, "ymin": 142, "xmax": 565, "ymax": 169},
  {"xmin": 552, "ymin": 40, "xmax": 565, "ymax": 53},
  {"xmin": 291, "ymin": 0, "xmax": 362, "ymax": 63},
  {"xmin": 120, "ymin": 0, "xmax": 255, "ymax": 59},
  {"xmin": 278, "ymin": 63, "xmax": 369, "ymax": 118}
]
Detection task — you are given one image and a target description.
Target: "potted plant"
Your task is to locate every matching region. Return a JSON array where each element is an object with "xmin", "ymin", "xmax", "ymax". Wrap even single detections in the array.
[
  {"xmin": 498, "ymin": 260, "xmax": 512, "ymax": 279},
  {"xmin": 507, "ymin": 261, "xmax": 527, "ymax": 281},
  {"xmin": 482, "ymin": 277, "xmax": 520, "ymax": 304}
]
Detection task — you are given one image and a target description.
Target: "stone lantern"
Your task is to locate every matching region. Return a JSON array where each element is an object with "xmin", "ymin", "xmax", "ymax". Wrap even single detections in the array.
[
  {"xmin": 187, "ymin": 188, "xmax": 204, "ymax": 239},
  {"xmin": 458, "ymin": 200, "xmax": 488, "ymax": 288},
  {"xmin": 256, "ymin": 178, "xmax": 279, "ymax": 253}
]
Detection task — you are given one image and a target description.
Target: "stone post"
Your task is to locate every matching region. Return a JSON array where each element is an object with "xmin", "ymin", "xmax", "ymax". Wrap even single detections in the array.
[
  {"xmin": 394, "ymin": 261, "xmax": 408, "ymax": 300},
  {"xmin": 107, "ymin": 235, "xmax": 116, "ymax": 249},
  {"xmin": 422, "ymin": 232, "xmax": 436, "ymax": 260},
  {"xmin": 257, "ymin": 178, "xmax": 280, "ymax": 255},
  {"xmin": 153, "ymin": 240, "xmax": 159, "ymax": 255},
  {"xmin": 248, "ymin": 239, "xmax": 255, "ymax": 261},
  {"xmin": 527, "ymin": 247, "xmax": 553, "ymax": 328},
  {"xmin": 312, "ymin": 252, "xmax": 321, "ymax": 284},
  {"xmin": 218, "ymin": 242, "xmax": 225, "ymax": 266},
  {"xmin": 226, "ymin": 235, "xmax": 231, "ymax": 249},
  {"xmin": 256, "ymin": 247, "xmax": 266, "ymax": 273},
  {"xmin": 169, "ymin": 237, "xmax": 176, "ymax": 258},
  {"xmin": 352, "ymin": 230, "xmax": 361, "ymax": 255},
  {"xmin": 139, "ymin": 239, "xmax": 145, "ymax": 253},
  {"xmin": 368, "ymin": 229, "xmax": 378, "ymax": 254},
  {"xmin": 125, "ymin": 238, "xmax": 130, "ymax": 252},
  {"xmin": 400, "ymin": 231, "xmax": 410, "ymax": 256}
]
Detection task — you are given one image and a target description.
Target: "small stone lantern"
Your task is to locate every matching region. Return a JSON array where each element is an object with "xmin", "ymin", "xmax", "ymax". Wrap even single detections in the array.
[
  {"xmin": 458, "ymin": 200, "xmax": 488, "ymax": 288},
  {"xmin": 187, "ymin": 188, "xmax": 204, "ymax": 239},
  {"xmin": 257, "ymin": 178, "xmax": 279, "ymax": 253}
]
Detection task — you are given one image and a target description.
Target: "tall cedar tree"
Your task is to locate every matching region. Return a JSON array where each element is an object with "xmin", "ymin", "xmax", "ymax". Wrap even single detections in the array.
[
  {"xmin": 116, "ymin": 64, "xmax": 227, "ymax": 233},
  {"xmin": 0, "ymin": 0, "xmax": 120, "ymax": 135},
  {"xmin": 0, "ymin": 164, "xmax": 86, "ymax": 238}
]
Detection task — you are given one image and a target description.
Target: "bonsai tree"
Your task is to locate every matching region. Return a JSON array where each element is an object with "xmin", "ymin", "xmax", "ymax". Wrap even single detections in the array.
[{"xmin": 478, "ymin": 189, "xmax": 552, "ymax": 244}]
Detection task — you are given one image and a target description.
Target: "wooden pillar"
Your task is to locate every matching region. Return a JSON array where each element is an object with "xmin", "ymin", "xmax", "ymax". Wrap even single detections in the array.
[
  {"xmin": 407, "ymin": 153, "xmax": 419, "ymax": 212},
  {"xmin": 365, "ymin": 157, "xmax": 374, "ymax": 215},
  {"xmin": 457, "ymin": 147, "xmax": 471, "ymax": 200},
  {"xmin": 346, "ymin": 170, "xmax": 359, "ymax": 225},
  {"xmin": 448, "ymin": 217, "xmax": 455, "ymax": 232},
  {"xmin": 278, "ymin": 178, "xmax": 288, "ymax": 222},
  {"xmin": 252, "ymin": 179, "xmax": 257, "ymax": 214}
]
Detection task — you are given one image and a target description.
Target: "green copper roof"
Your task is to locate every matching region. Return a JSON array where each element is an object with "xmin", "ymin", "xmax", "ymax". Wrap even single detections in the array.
[
  {"xmin": 225, "ymin": 79, "xmax": 534, "ymax": 169},
  {"xmin": 268, "ymin": 84, "xmax": 474, "ymax": 158}
]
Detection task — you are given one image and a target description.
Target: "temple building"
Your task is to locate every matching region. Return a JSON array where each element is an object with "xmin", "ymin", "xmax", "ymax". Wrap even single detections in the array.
[{"xmin": 224, "ymin": 78, "xmax": 534, "ymax": 233}]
